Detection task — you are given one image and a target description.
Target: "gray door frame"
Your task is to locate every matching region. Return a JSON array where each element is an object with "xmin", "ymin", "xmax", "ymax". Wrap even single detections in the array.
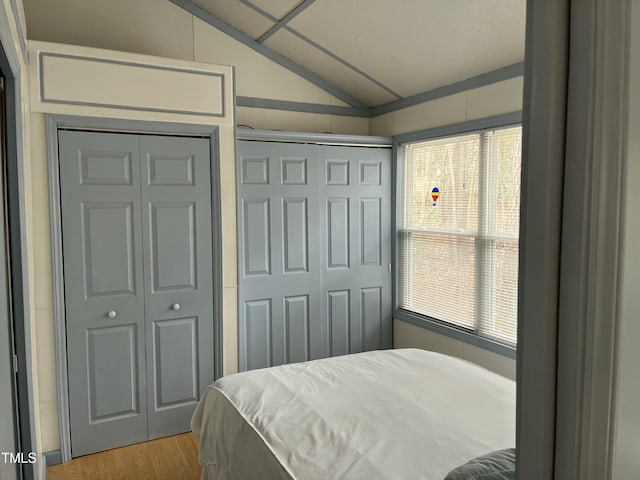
[
  {"xmin": 46, "ymin": 114, "xmax": 224, "ymax": 463},
  {"xmin": 0, "ymin": 33, "xmax": 36, "ymax": 480},
  {"xmin": 518, "ymin": 0, "xmax": 631, "ymax": 479}
]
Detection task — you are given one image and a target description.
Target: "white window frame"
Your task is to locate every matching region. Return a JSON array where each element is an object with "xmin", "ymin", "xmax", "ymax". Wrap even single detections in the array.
[{"xmin": 393, "ymin": 113, "xmax": 522, "ymax": 358}]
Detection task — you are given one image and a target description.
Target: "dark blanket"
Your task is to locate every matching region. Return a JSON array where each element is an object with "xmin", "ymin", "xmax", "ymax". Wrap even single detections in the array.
[{"xmin": 443, "ymin": 448, "xmax": 516, "ymax": 480}]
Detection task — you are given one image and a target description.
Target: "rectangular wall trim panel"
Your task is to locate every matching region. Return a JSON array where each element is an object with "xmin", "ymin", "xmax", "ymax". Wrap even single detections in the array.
[
  {"xmin": 238, "ymin": 141, "xmax": 392, "ymax": 371},
  {"xmin": 152, "ymin": 317, "xmax": 199, "ymax": 411},
  {"xmin": 284, "ymin": 295, "xmax": 310, "ymax": 363},
  {"xmin": 38, "ymin": 52, "xmax": 225, "ymax": 117},
  {"xmin": 282, "ymin": 198, "xmax": 308, "ymax": 273},
  {"xmin": 87, "ymin": 324, "xmax": 139, "ymax": 423},
  {"xmin": 327, "ymin": 198, "xmax": 350, "ymax": 269},
  {"xmin": 243, "ymin": 198, "xmax": 271, "ymax": 276}
]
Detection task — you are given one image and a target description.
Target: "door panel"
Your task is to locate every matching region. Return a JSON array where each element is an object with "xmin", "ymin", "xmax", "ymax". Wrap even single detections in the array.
[
  {"xmin": 319, "ymin": 146, "xmax": 392, "ymax": 354},
  {"xmin": 59, "ymin": 131, "xmax": 147, "ymax": 457},
  {"xmin": 237, "ymin": 141, "xmax": 392, "ymax": 371},
  {"xmin": 140, "ymin": 135, "xmax": 214, "ymax": 440},
  {"xmin": 238, "ymin": 142, "xmax": 322, "ymax": 370},
  {"xmin": 149, "ymin": 201, "xmax": 197, "ymax": 291},
  {"xmin": 87, "ymin": 324, "xmax": 139, "ymax": 421},
  {"xmin": 83, "ymin": 202, "xmax": 137, "ymax": 296},
  {"xmin": 245, "ymin": 299, "xmax": 272, "ymax": 370},
  {"xmin": 152, "ymin": 317, "xmax": 199, "ymax": 409}
]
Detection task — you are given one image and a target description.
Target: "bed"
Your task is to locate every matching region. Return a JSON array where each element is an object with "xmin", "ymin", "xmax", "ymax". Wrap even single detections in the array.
[{"xmin": 191, "ymin": 348, "xmax": 516, "ymax": 480}]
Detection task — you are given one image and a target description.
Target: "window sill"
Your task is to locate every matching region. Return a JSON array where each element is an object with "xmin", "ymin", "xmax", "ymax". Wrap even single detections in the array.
[{"xmin": 393, "ymin": 309, "xmax": 517, "ymax": 359}]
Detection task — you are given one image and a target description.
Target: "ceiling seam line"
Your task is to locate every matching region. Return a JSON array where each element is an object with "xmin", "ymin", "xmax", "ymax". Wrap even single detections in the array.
[
  {"xmin": 237, "ymin": 96, "xmax": 372, "ymax": 117},
  {"xmin": 257, "ymin": 0, "xmax": 316, "ymax": 44},
  {"xmin": 237, "ymin": 0, "xmax": 279, "ymax": 23},
  {"xmin": 282, "ymin": 25, "xmax": 403, "ymax": 100},
  {"xmin": 169, "ymin": 0, "xmax": 368, "ymax": 108},
  {"xmin": 235, "ymin": 59, "xmax": 523, "ymax": 119}
]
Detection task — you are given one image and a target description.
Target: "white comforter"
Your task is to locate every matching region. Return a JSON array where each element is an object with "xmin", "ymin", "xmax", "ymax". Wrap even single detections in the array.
[{"xmin": 191, "ymin": 349, "xmax": 516, "ymax": 480}]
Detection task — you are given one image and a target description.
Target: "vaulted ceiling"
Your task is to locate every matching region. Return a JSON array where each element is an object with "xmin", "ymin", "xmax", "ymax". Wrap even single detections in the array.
[{"xmin": 171, "ymin": 0, "xmax": 526, "ymax": 109}]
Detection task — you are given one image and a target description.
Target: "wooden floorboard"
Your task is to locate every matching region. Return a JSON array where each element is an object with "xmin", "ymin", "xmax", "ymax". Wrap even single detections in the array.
[{"xmin": 47, "ymin": 433, "xmax": 201, "ymax": 480}]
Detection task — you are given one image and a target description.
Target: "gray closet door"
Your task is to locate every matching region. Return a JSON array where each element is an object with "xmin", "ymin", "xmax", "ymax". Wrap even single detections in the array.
[
  {"xmin": 238, "ymin": 142, "xmax": 321, "ymax": 370},
  {"xmin": 60, "ymin": 131, "xmax": 148, "ymax": 457},
  {"xmin": 60, "ymin": 131, "xmax": 215, "ymax": 456},
  {"xmin": 237, "ymin": 141, "xmax": 392, "ymax": 371},
  {"xmin": 319, "ymin": 146, "xmax": 392, "ymax": 354},
  {"xmin": 139, "ymin": 135, "xmax": 214, "ymax": 439}
]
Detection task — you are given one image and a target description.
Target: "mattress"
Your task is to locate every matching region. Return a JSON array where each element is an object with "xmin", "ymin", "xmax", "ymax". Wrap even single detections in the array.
[{"xmin": 191, "ymin": 349, "xmax": 516, "ymax": 480}]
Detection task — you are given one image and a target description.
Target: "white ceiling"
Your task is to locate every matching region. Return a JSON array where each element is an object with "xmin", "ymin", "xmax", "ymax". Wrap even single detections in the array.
[{"xmin": 190, "ymin": 0, "xmax": 526, "ymax": 108}]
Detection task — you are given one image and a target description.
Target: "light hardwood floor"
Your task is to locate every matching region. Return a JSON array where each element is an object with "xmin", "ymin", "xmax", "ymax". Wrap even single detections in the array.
[{"xmin": 47, "ymin": 433, "xmax": 201, "ymax": 480}]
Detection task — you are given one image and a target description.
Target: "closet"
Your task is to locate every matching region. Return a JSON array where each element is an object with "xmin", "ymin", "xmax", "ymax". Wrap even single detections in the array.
[
  {"xmin": 58, "ymin": 130, "xmax": 215, "ymax": 457},
  {"xmin": 237, "ymin": 139, "xmax": 393, "ymax": 371}
]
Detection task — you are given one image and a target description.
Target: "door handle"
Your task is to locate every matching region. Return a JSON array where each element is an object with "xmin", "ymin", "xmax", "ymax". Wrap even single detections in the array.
[
  {"xmin": 107, "ymin": 310, "xmax": 117, "ymax": 319},
  {"xmin": 171, "ymin": 303, "xmax": 181, "ymax": 311}
]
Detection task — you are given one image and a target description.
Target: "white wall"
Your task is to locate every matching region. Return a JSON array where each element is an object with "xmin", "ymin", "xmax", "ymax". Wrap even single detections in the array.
[
  {"xmin": 394, "ymin": 321, "xmax": 516, "ymax": 380},
  {"xmin": 611, "ymin": 1, "xmax": 640, "ymax": 477},
  {"xmin": 371, "ymin": 77, "xmax": 523, "ymax": 137},
  {"xmin": 21, "ymin": 0, "xmax": 370, "ymax": 136}
]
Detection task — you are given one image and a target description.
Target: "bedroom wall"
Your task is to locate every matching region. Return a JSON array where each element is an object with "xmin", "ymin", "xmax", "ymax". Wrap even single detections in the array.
[
  {"xmin": 19, "ymin": 0, "xmax": 525, "ymax": 454},
  {"xmin": 370, "ymin": 76, "xmax": 523, "ymax": 137},
  {"xmin": 611, "ymin": 2, "xmax": 640, "ymax": 477},
  {"xmin": 385, "ymin": 76, "xmax": 523, "ymax": 381},
  {"xmin": 21, "ymin": 0, "xmax": 370, "ymax": 135}
]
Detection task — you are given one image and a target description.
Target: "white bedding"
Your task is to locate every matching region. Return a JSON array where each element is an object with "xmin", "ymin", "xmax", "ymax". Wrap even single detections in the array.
[{"xmin": 191, "ymin": 349, "xmax": 516, "ymax": 480}]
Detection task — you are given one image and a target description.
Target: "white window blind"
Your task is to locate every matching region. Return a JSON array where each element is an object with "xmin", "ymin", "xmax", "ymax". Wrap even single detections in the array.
[{"xmin": 398, "ymin": 126, "xmax": 522, "ymax": 345}]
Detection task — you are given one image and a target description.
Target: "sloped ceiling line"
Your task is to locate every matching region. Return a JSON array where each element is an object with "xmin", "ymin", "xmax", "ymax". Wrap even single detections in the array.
[
  {"xmin": 238, "ymin": 0, "xmax": 279, "ymax": 23},
  {"xmin": 282, "ymin": 26, "xmax": 402, "ymax": 100},
  {"xmin": 371, "ymin": 62, "xmax": 525, "ymax": 116},
  {"xmin": 236, "ymin": 96, "xmax": 371, "ymax": 117},
  {"xmin": 238, "ymin": 62, "xmax": 524, "ymax": 119},
  {"xmin": 256, "ymin": 0, "xmax": 316, "ymax": 43},
  {"xmin": 168, "ymin": 0, "xmax": 368, "ymax": 108},
  {"xmin": 233, "ymin": 0, "xmax": 402, "ymax": 101}
]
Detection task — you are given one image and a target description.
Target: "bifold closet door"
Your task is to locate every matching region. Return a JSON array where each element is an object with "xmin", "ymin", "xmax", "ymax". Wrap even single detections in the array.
[
  {"xmin": 319, "ymin": 145, "xmax": 393, "ymax": 354},
  {"xmin": 139, "ymin": 135, "xmax": 214, "ymax": 440},
  {"xmin": 60, "ymin": 131, "xmax": 215, "ymax": 456},
  {"xmin": 238, "ymin": 142, "xmax": 322, "ymax": 370},
  {"xmin": 60, "ymin": 131, "xmax": 148, "ymax": 457},
  {"xmin": 237, "ymin": 141, "xmax": 392, "ymax": 371}
]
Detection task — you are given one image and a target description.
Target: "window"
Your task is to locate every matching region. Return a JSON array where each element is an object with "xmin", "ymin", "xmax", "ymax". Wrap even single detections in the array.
[{"xmin": 398, "ymin": 126, "xmax": 522, "ymax": 346}]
